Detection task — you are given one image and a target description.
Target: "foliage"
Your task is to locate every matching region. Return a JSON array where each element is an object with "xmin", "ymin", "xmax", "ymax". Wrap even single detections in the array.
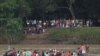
[
  {"xmin": 0, "ymin": 0, "xmax": 26, "ymax": 44},
  {"xmin": 0, "ymin": 18, "xmax": 24, "ymax": 44},
  {"xmin": 0, "ymin": 0, "xmax": 100, "ymax": 19}
]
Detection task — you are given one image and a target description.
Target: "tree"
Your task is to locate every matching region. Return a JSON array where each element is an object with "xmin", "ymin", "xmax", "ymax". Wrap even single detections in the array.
[
  {"xmin": 0, "ymin": 0, "xmax": 27, "ymax": 44},
  {"xmin": 66, "ymin": 0, "xmax": 76, "ymax": 19},
  {"xmin": 26, "ymin": 0, "xmax": 57, "ymax": 19}
]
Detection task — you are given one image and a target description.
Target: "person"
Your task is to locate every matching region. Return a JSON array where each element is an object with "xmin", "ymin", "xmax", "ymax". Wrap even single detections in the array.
[
  {"xmin": 44, "ymin": 51, "xmax": 49, "ymax": 56},
  {"xmin": 86, "ymin": 20, "xmax": 90, "ymax": 27},
  {"xmin": 40, "ymin": 51, "xmax": 45, "ymax": 56},
  {"xmin": 49, "ymin": 49, "xmax": 54, "ymax": 56},
  {"xmin": 36, "ymin": 51, "xmax": 39, "ymax": 56},
  {"xmin": 66, "ymin": 51, "xmax": 72, "ymax": 56},
  {"xmin": 53, "ymin": 49, "xmax": 57, "ymax": 56},
  {"xmin": 61, "ymin": 51, "xmax": 65, "ymax": 56},
  {"xmin": 78, "ymin": 45, "xmax": 87, "ymax": 56},
  {"xmin": 26, "ymin": 49, "xmax": 32, "ymax": 56},
  {"xmin": 3, "ymin": 50, "xmax": 12, "ymax": 56},
  {"xmin": 32, "ymin": 50, "xmax": 37, "ymax": 56},
  {"xmin": 10, "ymin": 48, "xmax": 16, "ymax": 56},
  {"xmin": 16, "ymin": 51, "xmax": 20, "ymax": 56},
  {"xmin": 72, "ymin": 50, "xmax": 77, "ymax": 56},
  {"xmin": 22, "ymin": 49, "xmax": 26, "ymax": 56},
  {"xmin": 32, "ymin": 20, "xmax": 37, "ymax": 26},
  {"xmin": 77, "ymin": 50, "xmax": 83, "ymax": 56},
  {"xmin": 56, "ymin": 51, "xmax": 61, "ymax": 56}
]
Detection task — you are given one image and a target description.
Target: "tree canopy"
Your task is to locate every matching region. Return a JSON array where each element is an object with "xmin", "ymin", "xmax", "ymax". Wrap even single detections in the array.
[{"xmin": 1, "ymin": 0, "xmax": 100, "ymax": 20}]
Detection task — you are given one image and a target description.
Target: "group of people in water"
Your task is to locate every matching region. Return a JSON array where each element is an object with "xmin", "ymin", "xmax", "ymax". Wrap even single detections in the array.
[{"xmin": 1, "ymin": 45, "xmax": 89, "ymax": 56}]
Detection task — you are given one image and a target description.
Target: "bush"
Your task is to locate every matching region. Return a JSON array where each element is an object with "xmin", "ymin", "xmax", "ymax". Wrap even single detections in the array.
[{"xmin": 0, "ymin": 18, "xmax": 25, "ymax": 44}]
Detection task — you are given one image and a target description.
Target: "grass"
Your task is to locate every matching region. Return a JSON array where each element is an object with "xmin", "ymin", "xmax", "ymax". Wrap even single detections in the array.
[
  {"xmin": 0, "ymin": 27, "xmax": 100, "ymax": 44},
  {"xmin": 0, "ymin": 28, "xmax": 25, "ymax": 44},
  {"xmin": 46, "ymin": 27, "xmax": 100, "ymax": 44}
]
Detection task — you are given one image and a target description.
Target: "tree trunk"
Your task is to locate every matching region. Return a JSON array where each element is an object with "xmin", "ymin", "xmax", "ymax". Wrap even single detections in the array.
[
  {"xmin": 69, "ymin": 0, "xmax": 76, "ymax": 19},
  {"xmin": 68, "ymin": 0, "xmax": 76, "ymax": 27}
]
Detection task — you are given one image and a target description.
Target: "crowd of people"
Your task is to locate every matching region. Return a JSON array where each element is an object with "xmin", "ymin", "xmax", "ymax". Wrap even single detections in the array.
[
  {"xmin": 24, "ymin": 19, "xmax": 92, "ymax": 34},
  {"xmin": 1, "ymin": 45, "xmax": 89, "ymax": 56}
]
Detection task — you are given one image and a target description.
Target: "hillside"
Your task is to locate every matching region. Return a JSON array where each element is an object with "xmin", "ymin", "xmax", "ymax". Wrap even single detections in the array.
[
  {"xmin": 20, "ymin": 28, "xmax": 53, "ymax": 44},
  {"xmin": 20, "ymin": 27, "xmax": 100, "ymax": 44}
]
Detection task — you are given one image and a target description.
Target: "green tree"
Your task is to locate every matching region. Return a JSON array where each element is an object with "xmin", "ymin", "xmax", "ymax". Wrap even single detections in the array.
[{"xmin": 0, "ymin": 0, "xmax": 28, "ymax": 44}]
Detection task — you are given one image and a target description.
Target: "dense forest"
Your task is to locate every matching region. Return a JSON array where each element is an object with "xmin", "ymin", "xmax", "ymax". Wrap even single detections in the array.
[
  {"xmin": 0, "ymin": 0, "xmax": 100, "ymax": 26},
  {"xmin": 0, "ymin": 0, "xmax": 100, "ymax": 44}
]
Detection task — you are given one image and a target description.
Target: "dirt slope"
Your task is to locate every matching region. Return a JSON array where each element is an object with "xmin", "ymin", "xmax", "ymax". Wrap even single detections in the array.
[{"xmin": 20, "ymin": 28, "xmax": 53, "ymax": 44}]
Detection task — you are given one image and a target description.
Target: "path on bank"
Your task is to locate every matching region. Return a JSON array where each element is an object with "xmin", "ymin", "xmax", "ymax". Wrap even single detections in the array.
[{"xmin": 0, "ymin": 45, "xmax": 100, "ymax": 53}]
